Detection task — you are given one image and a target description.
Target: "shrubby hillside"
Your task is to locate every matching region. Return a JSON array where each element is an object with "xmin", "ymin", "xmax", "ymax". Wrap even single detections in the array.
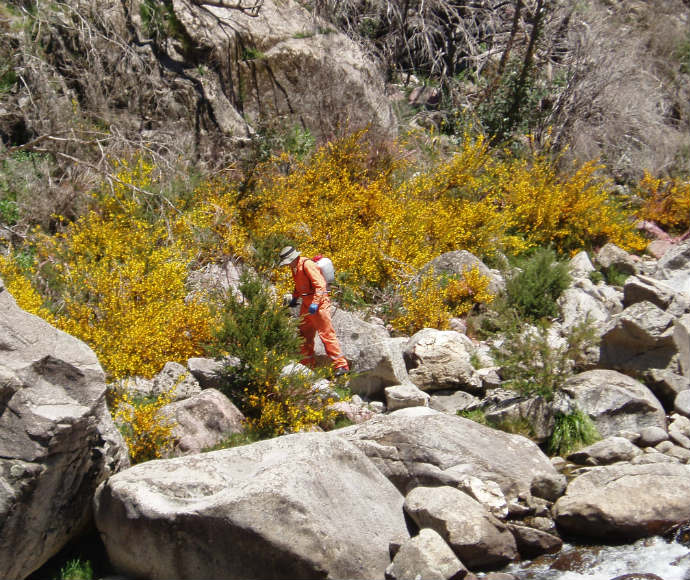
[{"xmin": 0, "ymin": 0, "xmax": 688, "ymax": 445}]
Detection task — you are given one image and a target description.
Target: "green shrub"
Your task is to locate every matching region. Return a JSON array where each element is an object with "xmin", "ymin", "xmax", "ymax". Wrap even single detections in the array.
[
  {"xmin": 491, "ymin": 415, "xmax": 535, "ymax": 439},
  {"xmin": 548, "ymin": 408, "xmax": 600, "ymax": 457},
  {"xmin": 0, "ymin": 198, "xmax": 18, "ymax": 225},
  {"xmin": 491, "ymin": 317, "xmax": 598, "ymax": 401},
  {"xmin": 457, "ymin": 408, "xmax": 488, "ymax": 424},
  {"xmin": 210, "ymin": 271, "xmax": 301, "ymax": 409},
  {"xmin": 602, "ymin": 265, "xmax": 630, "ymax": 287},
  {"xmin": 210, "ymin": 272, "xmax": 337, "ymax": 437},
  {"xmin": 505, "ymin": 248, "xmax": 571, "ymax": 321},
  {"xmin": 59, "ymin": 558, "xmax": 93, "ymax": 580}
]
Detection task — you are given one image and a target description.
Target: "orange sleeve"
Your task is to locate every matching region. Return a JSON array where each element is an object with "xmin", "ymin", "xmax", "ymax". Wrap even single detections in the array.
[{"xmin": 304, "ymin": 260, "xmax": 327, "ymax": 303}]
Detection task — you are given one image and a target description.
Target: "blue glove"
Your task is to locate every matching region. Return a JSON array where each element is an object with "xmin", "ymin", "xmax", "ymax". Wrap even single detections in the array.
[{"xmin": 308, "ymin": 303, "xmax": 319, "ymax": 315}]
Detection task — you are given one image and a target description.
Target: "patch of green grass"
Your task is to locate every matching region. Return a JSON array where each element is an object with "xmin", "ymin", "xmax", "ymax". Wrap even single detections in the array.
[
  {"xmin": 203, "ymin": 429, "xmax": 263, "ymax": 451},
  {"xmin": 547, "ymin": 408, "xmax": 600, "ymax": 457},
  {"xmin": 457, "ymin": 408, "xmax": 488, "ymax": 424},
  {"xmin": 242, "ymin": 47, "xmax": 266, "ymax": 61}
]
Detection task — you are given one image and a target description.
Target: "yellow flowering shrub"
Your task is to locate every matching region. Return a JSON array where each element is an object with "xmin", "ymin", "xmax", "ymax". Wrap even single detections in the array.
[
  {"xmin": 174, "ymin": 177, "xmax": 251, "ymax": 262},
  {"xmin": 110, "ymin": 386, "xmax": 176, "ymax": 464},
  {"xmin": 391, "ymin": 267, "xmax": 495, "ymax": 334},
  {"xmin": 246, "ymin": 377, "xmax": 338, "ymax": 437},
  {"xmin": 0, "ymin": 253, "xmax": 55, "ymax": 323},
  {"xmin": 34, "ymin": 158, "xmax": 212, "ymax": 379},
  {"xmin": 244, "ymin": 131, "xmax": 644, "ymax": 307},
  {"xmin": 244, "ymin": 132, "xmax": 404, "ymax": 292},
  {"xmin": 495, "ymin": 156, "xmax": 646, "ymax": 254},
  {"xmin": 636, "ymin": 171, "xmax": 690, "ymax": 233}
]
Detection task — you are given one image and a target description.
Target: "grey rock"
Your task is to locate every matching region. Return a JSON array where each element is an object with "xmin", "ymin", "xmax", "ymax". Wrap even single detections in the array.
[
  {"xmin": 553, "ymin": 462, "xmax": 690, "ymax": 539},
  {"xmin": 385, "ymin": 383, "xmax": 430, "ymax": 411},
  {"xmin": 160, "ymin": 389, "xmax": 245, "ymax": 456},
  {"xmin": 0, "ymin": 278, "xmax": 128, "ymax": 579},
  {"xmin": 675, "ymin": 390, "xmax": 690, "ymax": 418},
  {"xmin": 152, "ymin": 361, "xmax": 202, "ymax": 401},
  {"xmin": 404, "ymin": 486, "xmax": 518, "ymax": 570},
  {"xmin": 337, "ymin": 410, "xmax": 566, "ymax": 501},
  {"xmin": 599, "ymin": 301, "xmax": 680, "ymax": 375},
  {"xmin": 484, "ymin": 396, "xmax": 554, "ymax": 444},
  {"xmin": 315, "ymin": 309, "xmax": 409, "ymax": 397},
  {"xmin": 328, "ymin": 400, "xmax": 376, "ymax": 424},
  {"xmin": 566, "ymin": 436, "xmax": 642, "ymax": 466},
  {"xmin": 596, "ymin": 243, "xmax": 638, "ymax": 275},
  {"xmin": 637, "ymin": 426, "xmax": 669, "ymax": 447},
  {"xmin": 429, "ymin": 390, "xmax": 482, "ymax": 415},
  {"xmin": 655, "ymin": 239, "xmax": 690, "ymax": 279},
  {"xmin": 663, "ymin": 444, "xmax": 690, "ymax": 463},
  {"xmin": 568, "ymin": 251, "xmax": 596, "ymax": 279},
  {"xmin": 623, "ymin": 275, "xmax": 688, "ymax": 316},
  {"xmin": 422, "ymin": 250, "xmax": 505, "ymax": 296},
  {"xmin": 385, "ymin": 528, "xmax": 468, "ymax": 580},
  {"xmin": 95, "ymin": 433, "xmax": 408, "ymax": 579},
  {"xmin": 449, "ymin": 474, "xmax": 508, "ymax": 519},
  {"xmin": 558, "ymin": 286, "xmax": 612, "ymax": 333},
  {"xmin": 505, "ymin": 523, "xmax": 562, "ymax": 559},
  {"xmin": 186, "ymin": 260, "xmax": 242, "ymax": 301},
  {"xmin": 174, "ymin": 0, "xmax": 395, "ymax": 142},
  {"xmin": 642, "ymin": 369, "xmax": 690, "ymax": 411},
  {"xmin": 403, "ymin": 329, "xmax": 483, "ymax": 394},
  {"xmin": 631, "ymin": 450, "xmax": 679, "ymax": 465},
  {"xmin": 187, "ymin": 356, "xmax": 239, "ymax": 390},
  {"xmin": 561, "ymin": 370, "xmax": 666, "ymax": 437}
]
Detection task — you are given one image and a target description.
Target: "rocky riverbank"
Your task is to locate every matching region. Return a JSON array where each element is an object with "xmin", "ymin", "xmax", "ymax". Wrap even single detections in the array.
[{"xmin": 3, "ymin": 238, "xmax": 690, "ymax": 579}]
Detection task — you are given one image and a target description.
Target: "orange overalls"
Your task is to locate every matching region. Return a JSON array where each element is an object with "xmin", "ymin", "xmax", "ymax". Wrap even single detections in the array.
[{"xmin": 290, "ymin": 256, "xmax": 349, "ymax": 371}]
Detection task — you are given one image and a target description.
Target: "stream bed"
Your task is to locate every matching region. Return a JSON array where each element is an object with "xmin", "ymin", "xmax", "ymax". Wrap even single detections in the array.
[{"xmin": 497, "ymin": 536, "xmax": 690, "ymax": 580}]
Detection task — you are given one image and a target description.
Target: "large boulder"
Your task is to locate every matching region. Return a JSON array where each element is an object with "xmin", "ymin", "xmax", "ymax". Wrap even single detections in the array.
[
  {"xmin": 654, "ymin": 239, "xmax": 690, "ymax": 294},
  {"xmin": 94, "ymin": 432, "xmax": 408, "ymax": 579},
  {"xmin": 552, "ymin": 463, "xmax": 690, "ymax": 540},
  {"xmin": 595, "ymin": 243, "xmax": 639, "ymax": 276},
  {"xmin": 152, "ymin": 361, "xmax": 202, "ymax": 401},
  {"xmin": 160, "ymin": 388, "xmax": 245, "ymax": 457},
  {"xmin": 0, "ymin": 278, "xmax": 129, "ymax": 579},
  {"xmin": 336, "ymin": 409, "xmax": 566, "ymax": 501},
  {"xmin": 561, "ymin": 370, "xmax": 666, "ymax": 437},
  {"xmin": 172, "ymin": 0, "xmax": 395, "ymax": 141},
  {"xmin": 623, "ymin": 274, "xmax": 689, "ymax": 317},
  {"xmin": 403, "ymin": 329, "xmax": 482, "ymax": 394},
  {"xmin": 315, "ymin": 309, "xmax": 410, "ymax": 397},
  {"xmin": 599, "ymin": 301, "xmax": 684, "ymax": 376}
]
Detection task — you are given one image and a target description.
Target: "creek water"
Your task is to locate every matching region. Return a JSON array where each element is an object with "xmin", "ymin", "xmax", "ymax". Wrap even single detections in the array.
[{"xmin": 497, "ymin": 536, "xmax": 690, "ymax": 580}]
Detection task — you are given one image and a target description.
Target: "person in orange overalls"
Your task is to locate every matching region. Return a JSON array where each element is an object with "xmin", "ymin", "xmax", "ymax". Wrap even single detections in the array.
[{"xmin": 279, "ymin": 246, "xmax": 350, "ymax": 376}]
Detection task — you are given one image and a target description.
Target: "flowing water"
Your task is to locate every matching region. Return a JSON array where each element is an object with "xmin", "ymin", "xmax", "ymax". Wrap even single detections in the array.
[{"xmin": 498, "ymin": 536, "xmax": 690, "ymax": 580}]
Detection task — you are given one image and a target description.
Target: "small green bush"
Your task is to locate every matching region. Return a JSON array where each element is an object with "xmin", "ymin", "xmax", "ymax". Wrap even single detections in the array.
[
  {"xmin": 491, "ymin": 317, "xmax": 598, "ymax": 401},
  {"xmin": 209, "ymin": 271, "xmax": 302, "ymax": 411},
  {"xmin": 59, "ymin": 558, "xmax": 93, "ymax": 580},
  {"xmin": 505, "ymin": 248, "xmax": 571, "ymax": 321},
  {"xmin": 602, "ymin": 265, "xmax": 630, "ymax": 287},
  {"xmin": 209, "ymin": 272, "xmax": 337, "ymax": 437},
  {"xmin": 548, "ymin": 408, "xmax": 600, "ymax": 457},
  {"xmin": 457, "ymin": 408, "xmax": 488, "ymax": 424}
]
